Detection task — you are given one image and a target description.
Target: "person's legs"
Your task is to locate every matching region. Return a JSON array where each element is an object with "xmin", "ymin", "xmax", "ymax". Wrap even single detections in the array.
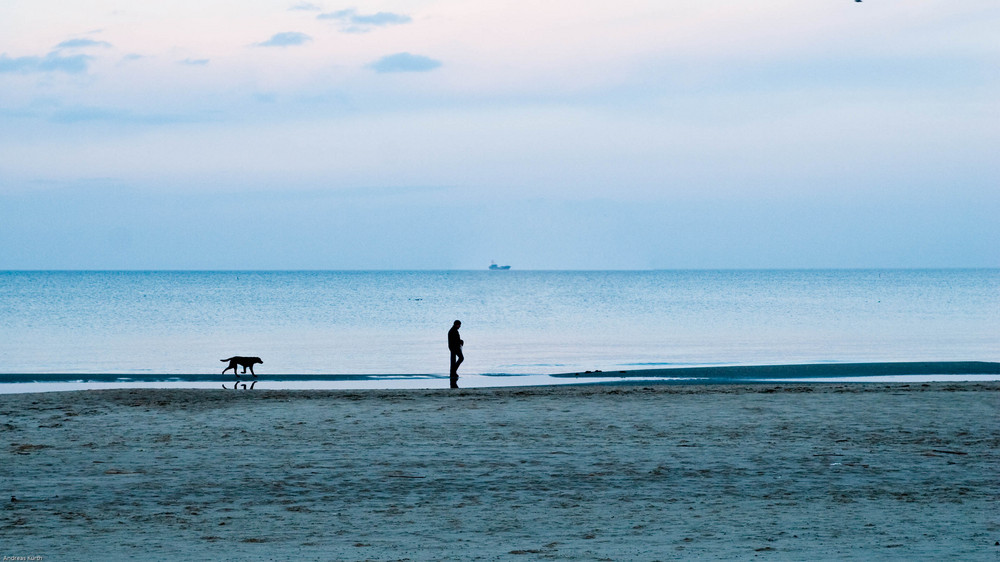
[{"xmin": 450, "ymin": 349, "xmax": 464, "ymax": 388}]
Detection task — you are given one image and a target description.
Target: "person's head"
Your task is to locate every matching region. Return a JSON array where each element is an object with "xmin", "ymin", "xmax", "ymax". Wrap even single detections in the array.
[{"xmin": 453, "ymin": 320, "xmax": 461, "ymax": 328}]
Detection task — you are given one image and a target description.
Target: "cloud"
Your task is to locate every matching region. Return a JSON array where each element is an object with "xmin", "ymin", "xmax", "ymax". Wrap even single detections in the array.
[
  {"xmin": 48, "ymin": 106, "xmax": 204, "ymax": 125},
  {"xmin": 316, "ymin": 9, "xmax": 352, "ymax": 20},
  {"xmin": 352, "ymin": 12, "xmax": 411, "ymax": 25},
  {"xmin": 317, "ymin": 9, "xmax": 411, "ymax": 32},
  {"xmin": 0, "ymin": 52, "xmax": 91, "ymax": 74},
  {"xmin": 256, "ymin": 32, "xmax": 312, "ymax": 47},
  {"xmin": 179, "ymin": 58, "xmax": 210, "ymax": 66},
  {"xmin": 55, "ymin": 38, "xmax": 112, "ymax": 49},
  {"xmin": 289, "ymin": 2, "xmax": 321, "ymax": 10},
  {"xmin": 368, "ymin": 52, "xmax": 442, "ymax": 73}
]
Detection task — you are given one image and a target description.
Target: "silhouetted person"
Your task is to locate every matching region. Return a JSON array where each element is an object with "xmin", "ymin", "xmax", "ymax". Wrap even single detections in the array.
[{"xmin": 448, "ymin": 320, "xmax": 464, "ymax": 388}]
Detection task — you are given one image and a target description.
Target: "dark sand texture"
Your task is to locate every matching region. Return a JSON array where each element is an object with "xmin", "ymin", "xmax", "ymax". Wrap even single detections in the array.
[{"xmin": 3, "ymin": 383, "xmax": 999, "ymax": 560}]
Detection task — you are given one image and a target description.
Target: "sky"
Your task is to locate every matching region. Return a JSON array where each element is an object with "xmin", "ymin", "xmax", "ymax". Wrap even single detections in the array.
[{"xmin": 1, "ymin": 0, "xmax": 998, "ymax": 269}]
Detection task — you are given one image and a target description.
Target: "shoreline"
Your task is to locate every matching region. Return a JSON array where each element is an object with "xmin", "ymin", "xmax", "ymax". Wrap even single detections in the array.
[
  {"xmin": 0, "ymin": 360, "xmax": 997, "ymax": 394},
  {"xmin": 553, "ymin": 360, "xmax": 1000, "ymax": 378},
  {"xmin": 4, "ymin": 379, "xmax": 999, "ymax": 399},
  {"xmin": 3, "ymin": 382, "xmax": 998, "ymax": 559}
]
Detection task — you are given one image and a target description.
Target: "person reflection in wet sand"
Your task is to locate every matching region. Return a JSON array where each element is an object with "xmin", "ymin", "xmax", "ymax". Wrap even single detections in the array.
[{"xmin": 448, "ymin": 320, "xmax": 464, "ymax": 388}]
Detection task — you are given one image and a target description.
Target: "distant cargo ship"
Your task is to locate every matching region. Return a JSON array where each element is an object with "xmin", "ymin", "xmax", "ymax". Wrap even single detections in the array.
[{"xmin": 489, "ymin": 261, "xmax": 511, "ymax": 270}]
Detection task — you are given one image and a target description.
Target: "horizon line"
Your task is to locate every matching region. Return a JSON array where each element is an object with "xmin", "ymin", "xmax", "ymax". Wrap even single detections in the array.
[{"xmin": 1, "ymin": 267, "xmax": 997, "ymax": 273}]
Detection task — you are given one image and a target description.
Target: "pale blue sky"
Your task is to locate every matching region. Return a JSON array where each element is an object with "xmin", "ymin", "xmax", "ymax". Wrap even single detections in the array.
[{"xmin": 1, "ymin": 0, "xmax": 997, "ymax": 269}]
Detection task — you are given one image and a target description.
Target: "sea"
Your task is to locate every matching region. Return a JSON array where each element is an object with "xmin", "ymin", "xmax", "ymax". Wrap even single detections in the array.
[{"xmin": 1, "ymin": 270, "xmax": 998, "ymax": 392}]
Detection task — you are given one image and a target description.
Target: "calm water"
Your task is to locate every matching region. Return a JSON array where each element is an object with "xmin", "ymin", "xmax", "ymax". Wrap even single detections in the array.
[{"xmin": 0, "ymin": 270, "xmax": 997, "ymax": 378}]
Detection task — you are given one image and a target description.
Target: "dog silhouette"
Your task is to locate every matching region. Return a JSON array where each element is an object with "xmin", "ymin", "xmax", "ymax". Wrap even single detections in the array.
[{"xmin": 221, "ymin": 356, "xmax": 263, "ymax": 376}]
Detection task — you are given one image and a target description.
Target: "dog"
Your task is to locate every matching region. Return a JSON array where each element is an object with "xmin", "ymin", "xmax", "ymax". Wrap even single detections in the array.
[{"xmin": 221, "ymin": 356, "xmax": 263, "ymax": 376}]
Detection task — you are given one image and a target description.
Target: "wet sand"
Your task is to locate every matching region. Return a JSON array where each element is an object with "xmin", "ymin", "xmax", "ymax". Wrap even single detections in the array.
[{"xmin": 2, "ymin": 383, "xmax": 998, "ymax": 560}]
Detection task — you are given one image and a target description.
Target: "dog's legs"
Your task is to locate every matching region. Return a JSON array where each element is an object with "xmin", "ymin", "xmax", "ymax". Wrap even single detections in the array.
[{"xmin": 249, "ymin": 365, "xmax": 256, "ymax": 376}]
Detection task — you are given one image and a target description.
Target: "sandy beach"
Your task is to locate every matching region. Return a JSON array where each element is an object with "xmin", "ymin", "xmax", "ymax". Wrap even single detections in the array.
[{"xmin": 2, "ymin": 382, "xmax": 998, "ymax": 560}]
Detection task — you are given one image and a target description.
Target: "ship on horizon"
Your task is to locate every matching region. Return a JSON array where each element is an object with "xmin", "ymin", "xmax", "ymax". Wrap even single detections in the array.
[{"xmin": 489, "ymin": 261, "xmax": 511, "ymax": 270}]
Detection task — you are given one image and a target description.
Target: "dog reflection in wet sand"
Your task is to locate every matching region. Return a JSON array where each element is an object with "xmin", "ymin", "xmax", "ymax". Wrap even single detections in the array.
[
  {"xmin": 223, "ymin": 380, "xmax": 257, "ymax": 390},
  {"xmin": 221, "ymin": 356, "xmax": 262, "ymax": 376}
]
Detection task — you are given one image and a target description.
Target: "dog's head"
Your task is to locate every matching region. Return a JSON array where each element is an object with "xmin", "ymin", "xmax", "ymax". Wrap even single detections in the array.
[{"xmin": 251, "ymin": 357, "xmax": 263, "ymax": 365}]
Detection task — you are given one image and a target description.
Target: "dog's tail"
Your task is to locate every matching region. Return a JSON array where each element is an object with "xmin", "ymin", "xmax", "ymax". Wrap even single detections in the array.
[{"xmin": 220, "ymin": 357, "xmax": 234, "ymax": 362}]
